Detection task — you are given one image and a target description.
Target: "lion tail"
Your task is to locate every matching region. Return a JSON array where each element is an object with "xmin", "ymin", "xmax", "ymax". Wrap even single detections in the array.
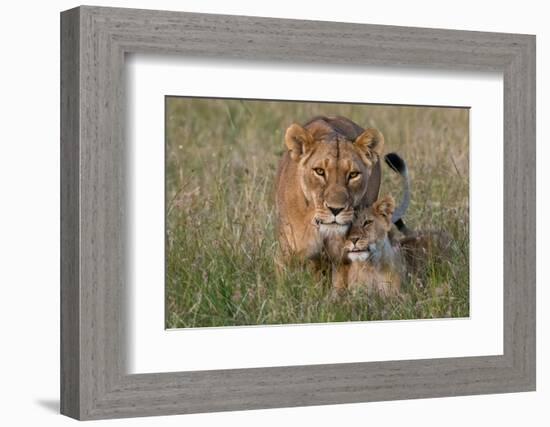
[{"xmin": 384, "ymin": 152, "xmax": 413, "ymax": 236}]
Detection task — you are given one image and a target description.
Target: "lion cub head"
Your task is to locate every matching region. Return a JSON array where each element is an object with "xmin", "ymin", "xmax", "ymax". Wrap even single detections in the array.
[
  {"xmin": 343, "ymin": 195, "xmax": 395, "ymax": 263},
  {"xmin": 285, "ymin": 118, "xmax": 384, "ymax": 238}
]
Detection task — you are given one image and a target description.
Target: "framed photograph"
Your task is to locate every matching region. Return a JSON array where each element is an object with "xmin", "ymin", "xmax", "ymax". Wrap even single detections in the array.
[
  {"xmin": 163, "ymin": 97, "xmax": 470, "ymax": 329},
  {"xmin": 60, "ymin": 6, "xmax": 535, "ymax": 420}
]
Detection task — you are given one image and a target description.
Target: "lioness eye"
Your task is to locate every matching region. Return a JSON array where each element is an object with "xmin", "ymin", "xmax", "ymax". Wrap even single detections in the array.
[
  {"xmin": 348, "ymin": 171, "xmax": 360, "ymax": 180},
  {"xmin": 313, "ymin": 168, "xmax": 325, "ymax": 176},
  {"xmin": 363, "ymin": 219, "xmax": 373, "ymax": 228}
]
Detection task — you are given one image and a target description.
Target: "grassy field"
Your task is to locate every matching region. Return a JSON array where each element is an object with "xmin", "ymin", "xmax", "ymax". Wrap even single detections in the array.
[{"xmin": 165, "ymin": 97, "xmax": 469, "ymax": 328}]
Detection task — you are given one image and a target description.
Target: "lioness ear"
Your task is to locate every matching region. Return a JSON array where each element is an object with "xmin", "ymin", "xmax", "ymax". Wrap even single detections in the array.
[
  {"xmin": 373, "ymin": 195, "xmax": 395, "ymax": 226},
  {"xmin": 285, "ymin": 124, "xmax": 314, "ymax": 161},
  {"xmin": 354, "ymin": 128, "xmax": 384, "ymax": 163}
]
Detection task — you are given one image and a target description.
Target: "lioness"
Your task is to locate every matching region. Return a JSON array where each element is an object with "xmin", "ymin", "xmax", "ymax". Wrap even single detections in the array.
[
  {"xmin": 275, "ymin": 116, "xmax": 384, "ymax": 270},
  {"xmin": 333, "ymin": 195, "xmax": 403, "ymax": 297}
]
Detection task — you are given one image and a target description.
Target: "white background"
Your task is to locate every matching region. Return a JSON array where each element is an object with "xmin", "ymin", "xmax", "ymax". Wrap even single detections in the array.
[
  {"xmin": 129, "ymin": 57, "xmax": 503, "ymax": 373},
  {"xmin": 0, "ymin": 0, "xmax": 546, "ymax": 426}
]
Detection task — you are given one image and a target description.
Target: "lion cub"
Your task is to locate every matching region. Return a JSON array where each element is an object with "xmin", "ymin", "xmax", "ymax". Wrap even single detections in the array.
[{"xmin": 332, "ymin": 195, "xmax": 403, "ymax": 297}]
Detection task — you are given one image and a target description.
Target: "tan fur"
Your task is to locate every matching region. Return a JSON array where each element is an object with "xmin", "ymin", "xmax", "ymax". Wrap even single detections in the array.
[
  {"xmin": 397, "ymin": 230, "xmax": 452, "ymax": 274},
  {"xmin": 275, "ymin": 116, "xmax": 384, "ymax": 269},
  {"xmin": 332, "ymin": 195, "xmax": 403, "ymax": 297}
]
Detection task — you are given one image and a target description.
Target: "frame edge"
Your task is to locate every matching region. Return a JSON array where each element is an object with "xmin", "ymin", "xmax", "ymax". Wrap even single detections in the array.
[{"xmin": 60, "ymin": 6, "xmax": 81, "ymax": 420}]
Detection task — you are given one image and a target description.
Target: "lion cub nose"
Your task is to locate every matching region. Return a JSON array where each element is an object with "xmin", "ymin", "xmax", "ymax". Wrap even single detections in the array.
[
  {"xmin": 328, "ymin": 206, "xmax": 344, "ymax": 216},
  {"xmin": 350, "ymin": 236, "xmax": 360, "ymax": 245}
]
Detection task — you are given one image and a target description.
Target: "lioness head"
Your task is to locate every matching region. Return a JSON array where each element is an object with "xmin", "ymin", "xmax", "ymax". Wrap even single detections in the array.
[
  {"xmin": 285, "ymin": 120, "xmax": 384, "ymax": 238},
  {"xmin": 343, "ymin": 195, "xmax": 395, "ymax": 262}
]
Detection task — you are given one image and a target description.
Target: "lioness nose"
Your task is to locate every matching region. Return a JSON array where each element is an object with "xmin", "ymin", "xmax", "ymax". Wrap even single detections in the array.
[
  {"xmin": 350, "ymin": 237, "xmax": 360, "ymax": 245},
  {"xmin": 328, "ymin": 206, "xmax": 344, "ymax": 216}
]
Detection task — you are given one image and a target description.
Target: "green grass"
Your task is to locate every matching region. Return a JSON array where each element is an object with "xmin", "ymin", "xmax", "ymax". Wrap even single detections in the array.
[{"xmin": 165, "ymin": 97, "xmax": 469, "ymax": 328}]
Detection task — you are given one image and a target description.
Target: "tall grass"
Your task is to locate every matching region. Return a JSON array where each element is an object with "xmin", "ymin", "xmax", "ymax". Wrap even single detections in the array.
[{"xmin": 166, "ymin": 97, "xmax": 469, "ymax": 328}]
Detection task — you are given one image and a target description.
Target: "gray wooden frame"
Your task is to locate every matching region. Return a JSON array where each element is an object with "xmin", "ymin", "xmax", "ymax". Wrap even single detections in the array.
[{"xmin": 60, "ymin": 5, "xmax": 536, "ymax": 421}]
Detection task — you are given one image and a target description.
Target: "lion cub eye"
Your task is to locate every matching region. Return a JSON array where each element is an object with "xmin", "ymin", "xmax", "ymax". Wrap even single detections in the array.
[
  {"xmin": 348, "ymin": 171, "xmax": 361, "ymax": 180},
  {"xmin": 313, "ymin": 168, "xmax": 325, "ymax": 176},
  {"xmin": 363, "ymin": 219, "xmax": 373, "ymax": 228}
]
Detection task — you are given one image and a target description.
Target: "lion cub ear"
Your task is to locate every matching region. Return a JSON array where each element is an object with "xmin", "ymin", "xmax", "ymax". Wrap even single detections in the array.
[
  {"xmin": 373, "ymin": 195, "xmax": 395, "ymax": 228},
  {"xmin": 285, "ymin": 124, "xmax": 314, "ymax": 161},
  {"xmin": 354, "ymin": 128, "xmax": 384, "ymax": 163}
]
